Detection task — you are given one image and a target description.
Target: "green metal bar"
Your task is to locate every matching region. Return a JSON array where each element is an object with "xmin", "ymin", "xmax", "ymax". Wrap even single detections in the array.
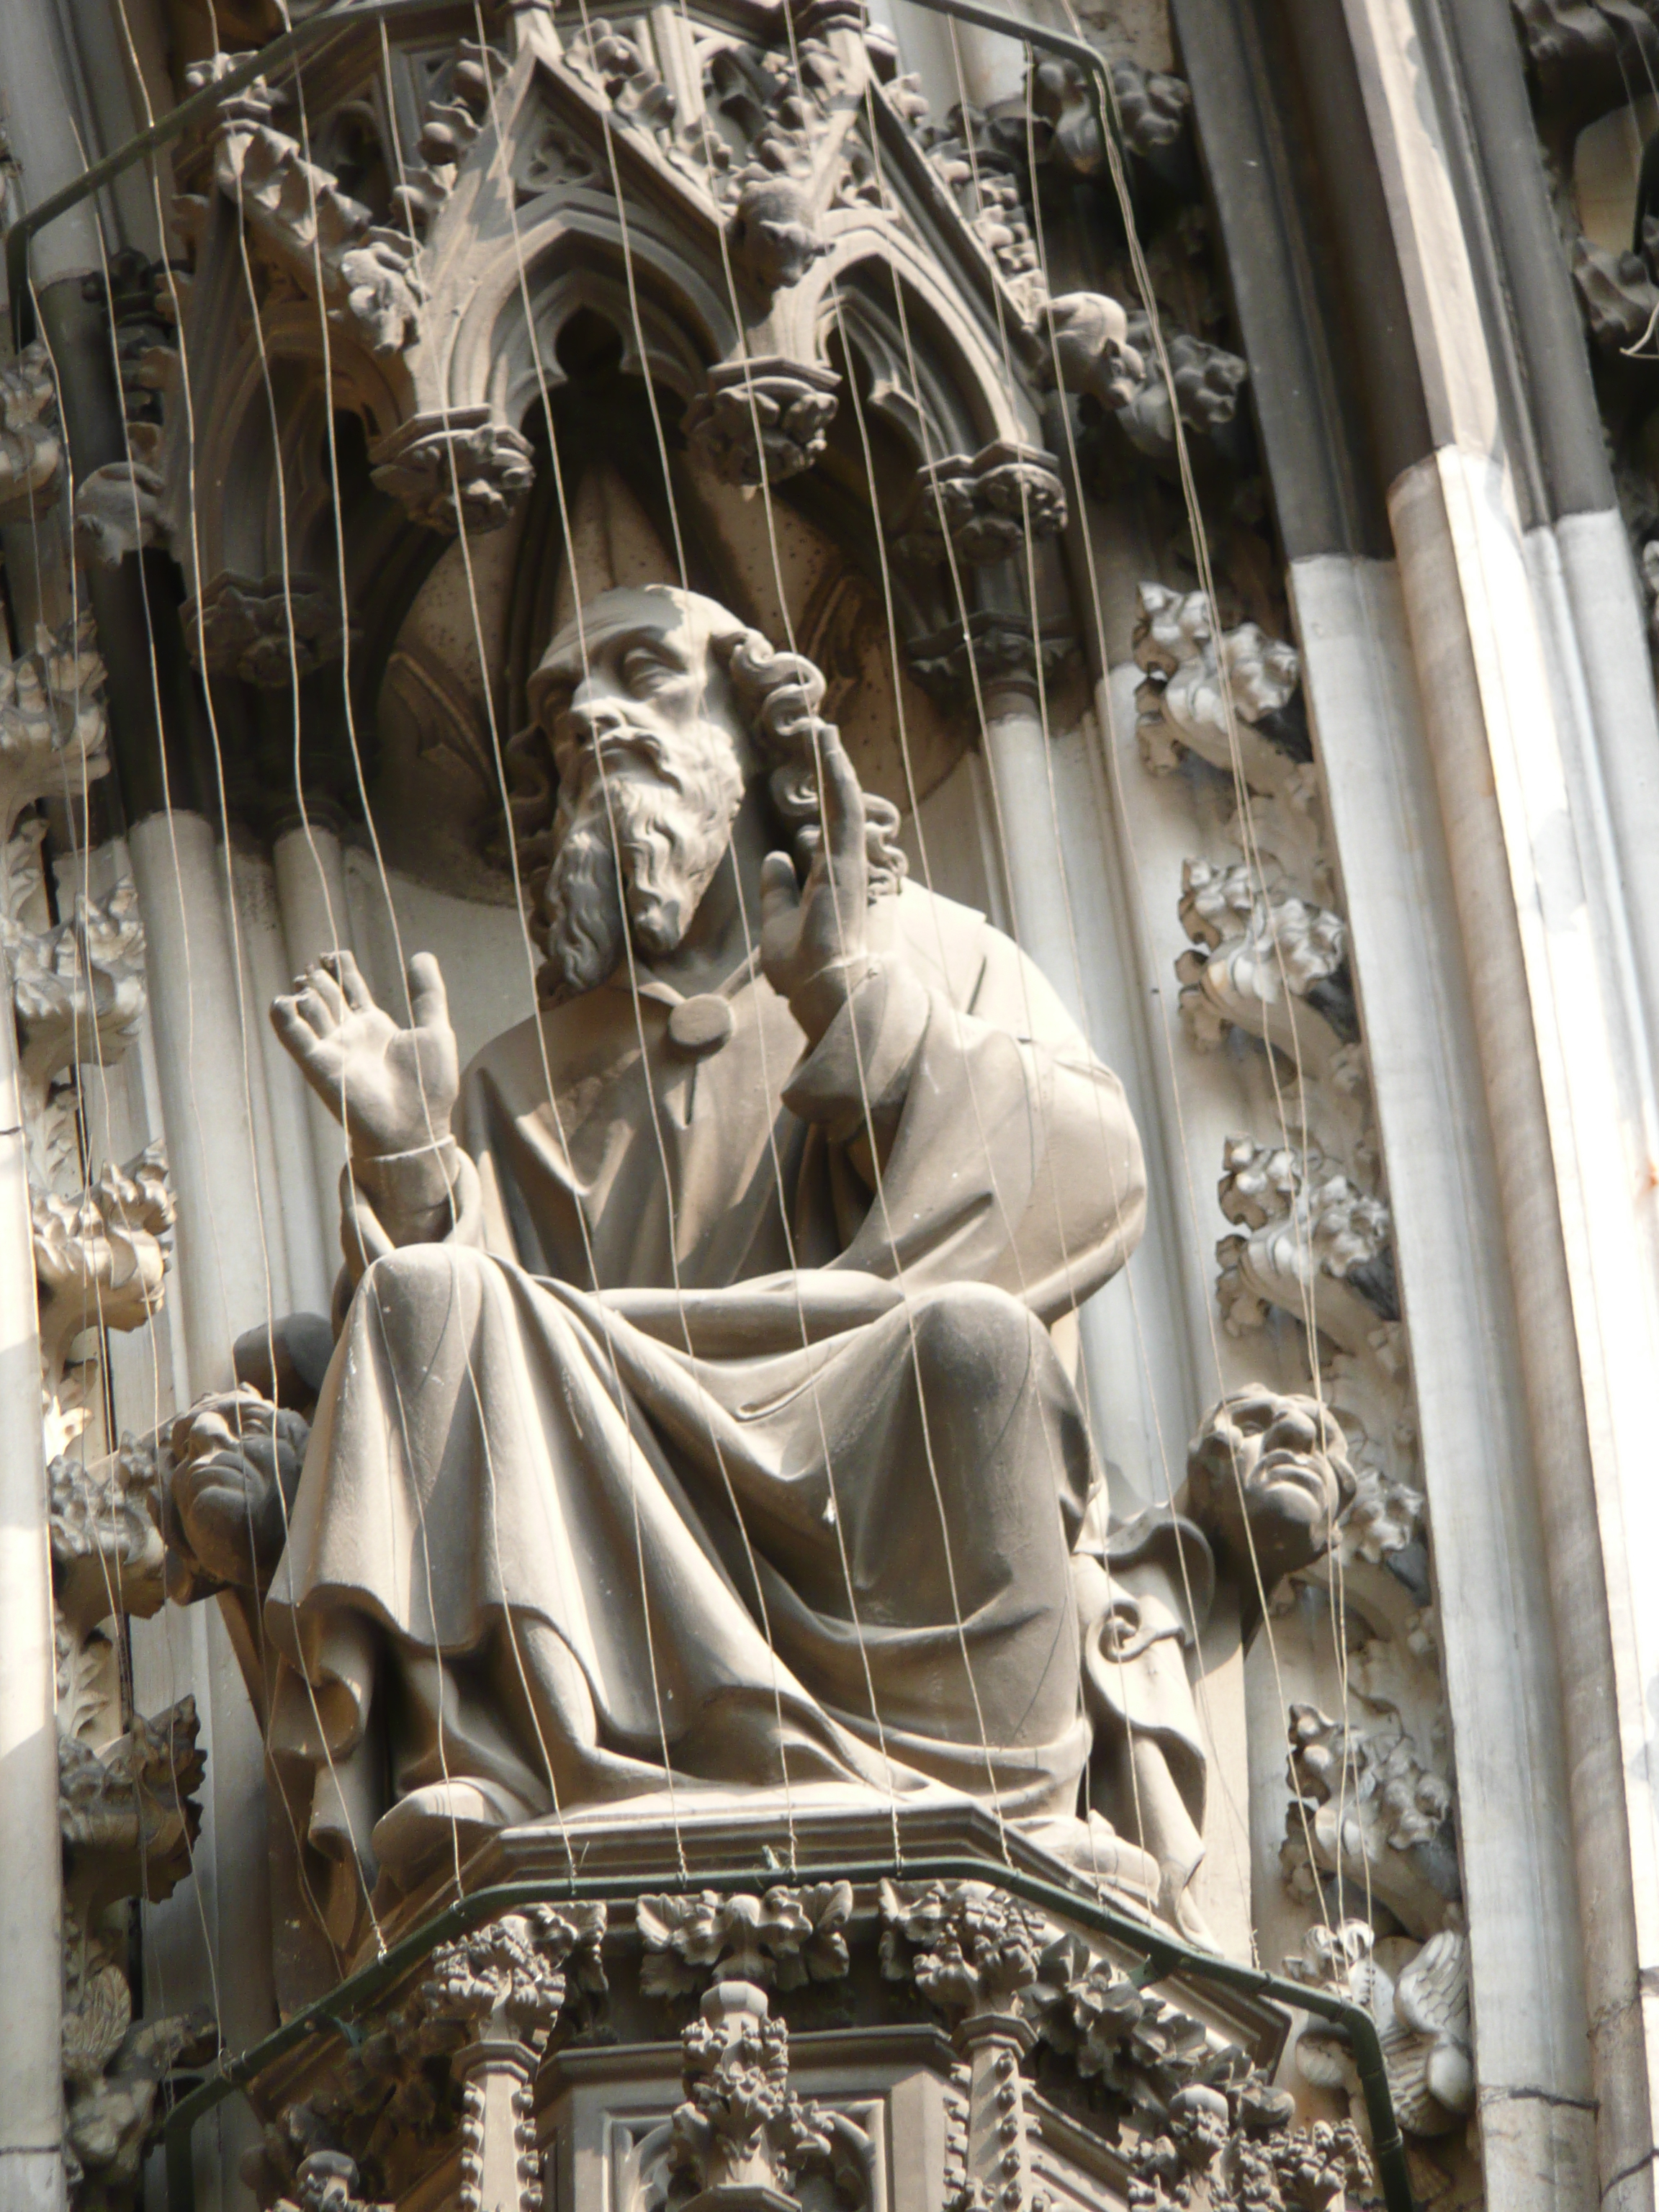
[{"xmin": 161, "ymin": 1854, "xmax": 1415, "ymax": 2212}]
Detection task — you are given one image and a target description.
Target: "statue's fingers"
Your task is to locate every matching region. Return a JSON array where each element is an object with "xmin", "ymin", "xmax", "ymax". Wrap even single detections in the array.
[
  {"xmin": 307, "ymin": 966, "xmax": 348, "ymax": 1024},
  {"xmin": 406, "ymin": 951, "xmax": 449, "ymax": 1033},
  {"xmin": 270, "ymin": 995, "xmax": 313, "ymax": 1049},
  {"xmin": 758, "ymin": 851, "xmax": 801, "ymax": 928},
  {"xmin": 293, "ymin": 986, "xmax": 336, "ymax": 1035},
  {"xmin": 324, "ymin": 948, "xmax": 374, "ymax": 1011},
  {"xmin": 817, "ymin": 728, "xmax": 866, "ymax": 860}
]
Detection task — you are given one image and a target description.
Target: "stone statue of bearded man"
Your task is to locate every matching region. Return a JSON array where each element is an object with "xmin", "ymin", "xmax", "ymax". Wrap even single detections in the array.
[{"xmin": 266, "ymin": 585, "xmax": 1159, "ymax": 1949}]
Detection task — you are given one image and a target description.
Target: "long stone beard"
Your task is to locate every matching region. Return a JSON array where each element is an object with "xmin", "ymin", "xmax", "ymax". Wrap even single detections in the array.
[{"xmin": 539, "ymin": 725, "xmax": 745, "ymax": 1002}]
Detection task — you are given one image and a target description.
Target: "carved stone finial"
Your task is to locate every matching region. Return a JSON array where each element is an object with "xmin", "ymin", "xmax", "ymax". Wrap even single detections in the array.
[
  {"xmin": 418, "ymin": 1907, "xmax": 606, "ymax": 2212},
  {"xmin": 683, "ymin": 358, "xmax": 842, "ymax": 486},
  {"xmin": 369, "ymin": 410, "xmax": 536, "ymax": 534},
  {"xmin": 667, "ymin": 1981, "xmax": 868, "ymax": 2212},
  {"xmin": 637, "ymin": 1884, "xmax": 853, "ymax": 1998}
]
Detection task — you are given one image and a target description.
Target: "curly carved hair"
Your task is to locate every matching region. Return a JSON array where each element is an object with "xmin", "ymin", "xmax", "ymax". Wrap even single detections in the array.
[{"xmin": 504, "ymin": 613, "xmax": 908, "ymax": 922}]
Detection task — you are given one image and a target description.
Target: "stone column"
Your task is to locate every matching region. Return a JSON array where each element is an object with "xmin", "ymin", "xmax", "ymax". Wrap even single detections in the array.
[
  {"xmin": 0, "ymin": 980, "xmax": 65, "ymax": 2212},
  {"xmin": 978, "ymin": 670, "xmax": 1193, "ymax": 1503}
]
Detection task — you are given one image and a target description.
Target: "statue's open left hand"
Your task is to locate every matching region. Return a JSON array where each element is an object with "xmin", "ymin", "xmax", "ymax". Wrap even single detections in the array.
[
  {"xmin": 758, "ymin": 728, "xmax": 871, "ymax": 1040},
  {"xmin": 271, "ymin": 949, "xmax": 459, "ymax": 1161}
]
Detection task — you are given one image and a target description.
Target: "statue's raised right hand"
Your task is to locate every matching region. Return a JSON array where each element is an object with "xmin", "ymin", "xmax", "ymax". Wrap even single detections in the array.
[{"xmin": 271, "ymin": 949, "xmax": 459, "ymax": 1163}]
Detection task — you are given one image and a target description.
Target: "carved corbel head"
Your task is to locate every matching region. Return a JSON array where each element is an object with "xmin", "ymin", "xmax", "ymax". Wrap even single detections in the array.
[
  {"xmin": 1040, "ymin": 292, "xmax": 1146, "ymax": 412},
  {"xmin": 1185, "ymin": 1387, "xmax": 1354, "ymax": 1591},
  {"xmin": 727, "ymin": 177, "xmax": 829, "ymax": 296}
]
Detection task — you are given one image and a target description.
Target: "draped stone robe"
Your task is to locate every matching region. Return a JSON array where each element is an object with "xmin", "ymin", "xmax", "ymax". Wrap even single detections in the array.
[{"xmin": 264, "ymin": 881, "xmax": 1151, "ymax": 1925}]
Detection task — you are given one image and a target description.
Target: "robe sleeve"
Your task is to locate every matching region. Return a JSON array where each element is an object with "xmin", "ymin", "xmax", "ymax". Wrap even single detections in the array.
[{"xmin": 783, "ymin": 930, "xmax": 1146, "ymax": 1326}]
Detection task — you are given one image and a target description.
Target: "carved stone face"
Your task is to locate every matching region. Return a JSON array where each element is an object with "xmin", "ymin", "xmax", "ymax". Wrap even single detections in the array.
[
  {"xmin": 1184, "ymin": 1388, "xmax": 1352, "ymax": 1589},
  {"xmin": 529, "ymin": 588, "xmax": 752, "ymax": 998}
]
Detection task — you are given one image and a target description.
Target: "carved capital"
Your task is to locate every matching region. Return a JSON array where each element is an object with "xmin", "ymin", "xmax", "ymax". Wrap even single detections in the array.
[
  {"xmin": 892, "ymin": 441, "xmax": 1067, "ymax": 567},
  {"xmin": 907, "ymin": 610, "xmax": 1074, "ymax": 696},
  {"xmin": 184, "ymin": 572, "xmax": 350, "ymax": 687},
  {"xmin": 370, "ymin": 410, "xmax": 536, "ymax": 534},
  {"xmin": 683, "ymin": 358, "xmax": 841, "ymax": 487}
]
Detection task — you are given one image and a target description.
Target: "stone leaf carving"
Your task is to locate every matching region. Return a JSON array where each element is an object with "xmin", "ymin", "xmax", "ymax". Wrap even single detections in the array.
[
  {"xmin": 891, "ymin": 440, "xmax": 1068, "ymax": 567},
  {"xmin": 1133, "ymin": 585, "xmax": 1311, "ymax": 796},
  {"xmin": 0, "ymin": 618, "xmax": 109, "ymax": 844},
  {"xmin": 50, "ymin": 1434, "xmax": 166, "ymax": 1636},
  {"xmin": 1127, "ymin": 2087, "xmax": 1380, "ymax": 2211},
  {"xmin": 418, "ymin": 1905, "xmax": 608, "ymax": 2048},
  {"xmin": 184, "ymin": 571, "xmax": 350, "ymax": 687},
  {"xmin": 1177, "ymin": 858, "xmax": 1355, "ymax": 1066},
  {"xmin": 1022, "ymin": 56, "xmax": 1195, "ymax": 190},
  {"xmin": 63, "ymin": 1987, "xmax": 214, "ymax": 2212},
  {"xmin": 1282, "ymin": 1696, "xmax": 1459, "ymax": 1938},
  {"xmin": 369, "ymin": 409, "xmax": 536, "ymax": 535},
  {"xmin": 60, "ymin": 1697, "xmax": 204, "ymax": 1914},
  {"xmin": 1288, "ymin": 1922, "xmax": 1475, "ymax": 2141},
  {"xmin": 1118, "ymin": 321, "xmax": 1249, "ymax": 458},
  {"xmin": 683, "ymin": 357, "xmax": 842, "ymax": 487},
  {"xmin": 0, "ymin": 340, "xmax": 64, "ymax": 522},
  {"xmin": 669, "ymin": 1980, "xmax": 871, "ymax": 2212},
  {"xmin": 637, "ymin": 1881, "xmax": 853, "ymax": 1997},
  {"xmin": 32, "ymin": 1142, "xmax": 176, "ymax": 1390},
  {"xmin": 1215, "ymin": 1138, "xmax": 1398, "ymax": 1357},
  {"xmin": 196, "ymin": 61, "xmax": 424, "ymax": 356},
  {"xmin": 7, "ymin": 878, "xmax": 146, "ymax": 1133}
]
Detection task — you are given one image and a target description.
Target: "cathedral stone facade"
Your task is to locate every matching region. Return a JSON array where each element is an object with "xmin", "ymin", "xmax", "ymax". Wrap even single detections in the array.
[{"xmin": 0, "ymin": 1, "xmax": 1653, "ymax": 2210}]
